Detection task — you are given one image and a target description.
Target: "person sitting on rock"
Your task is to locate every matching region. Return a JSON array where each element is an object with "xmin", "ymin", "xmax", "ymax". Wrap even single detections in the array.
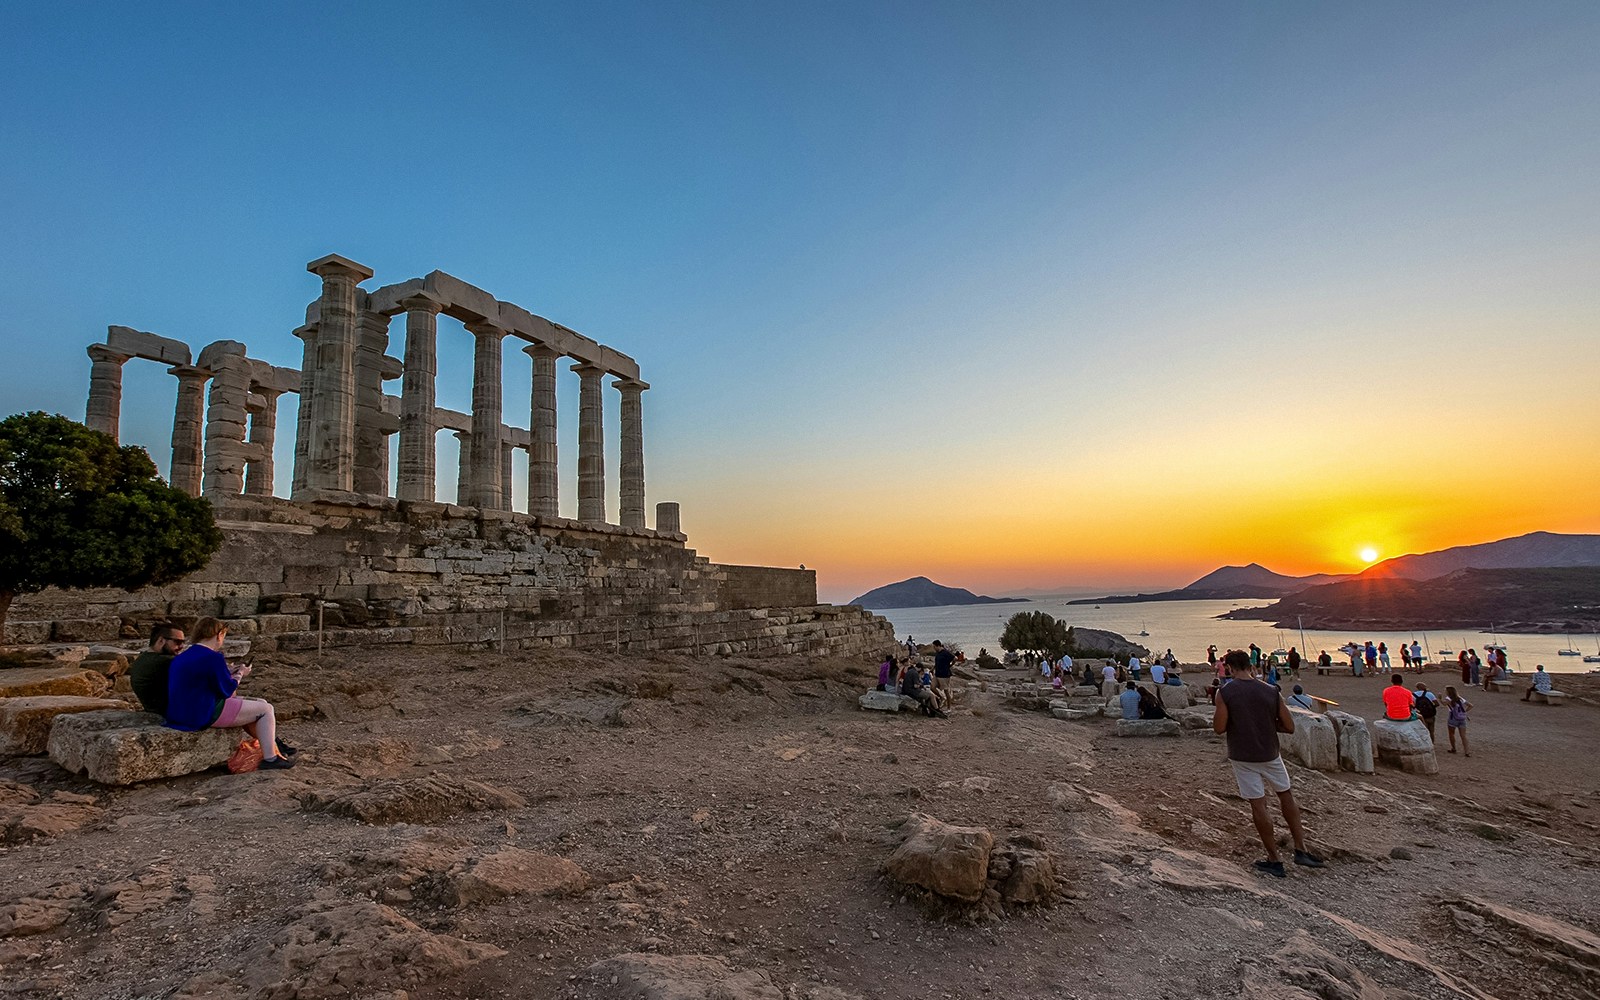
[
  {"xmin": 1286, "ymin": 684, "xmax": 1315, "ymax": 710},
  {"xmin": 129, "ymin": 622, "xmax": 186, "ymax": 717},
  {"xmin": 876, "ymin": 653, "xmax": 897, "ymax": 692},
  {"xmin": 1150, "ymin": 658, "xmax": 1167, "ymax": 686},
  {"xmin": 1521, "ymin": 664, "xmax": 1554, "ymax": 701},
  {"xmin": 1166, "ymin": 664, "xmax": 1184, "ymax": 686},
  {"xmin": 1381, "ymin": 674, "xmax": 1417, "ymax": 722},
  {"xmin": 899, "ymin": 657, "xmax": 946, "ymax": 718},
  {"xmin": 166, "ymin": 616, "xmax": 296, "ymax": 769},
  {"xmin": 1119, "ymin": 681, "xmax": 1141, "ymax": 720},
  {"xmin": 1137, "ymin": 686, "xmax": 1166, "ymax": 720}
]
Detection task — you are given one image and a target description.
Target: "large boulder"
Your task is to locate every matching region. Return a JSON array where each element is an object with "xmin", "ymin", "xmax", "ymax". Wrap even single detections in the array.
[
  {"xmin": 0, "ymin": 668, "xmax": 110, "ymax": 700},
  {"xmin": 987, "ymin": 834, "xmax": 1057, "ymax": 905},
  {"xmin": 1281, "ymin": 708, "xmax": 1338, "ymax": 771},
  {"xmin": 883, "ymin": 813, "xmax": 994, "ymax": 903},
  {"xmin": 1326, "ymin": 710, "xmax": 1376, "ymax": 774},
  {"xmin": 47, "ymin": 710, "xmax": 238, "ymax": 785},
  {"xmin": 0, "ymin": 696, "xmax": 132, "ymax": 756},
  {"xmin": 1372, "ymin": 717, "xmax": 1438, "ymax": 775},
  {"xmin": 1115, "ymin": 719, "xmax": 1181, "ymax": 737}
]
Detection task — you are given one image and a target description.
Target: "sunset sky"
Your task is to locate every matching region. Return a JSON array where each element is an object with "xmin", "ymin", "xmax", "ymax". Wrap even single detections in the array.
[{"xmin": 3, "ymin": 3, "xmax": 1597, "ymax": 604}]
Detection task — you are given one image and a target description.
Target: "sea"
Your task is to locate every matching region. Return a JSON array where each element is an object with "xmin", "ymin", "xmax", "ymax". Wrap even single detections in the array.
[{"xmin": 872, "ymin": 594, "xmax": 1600, "ymax": 675}]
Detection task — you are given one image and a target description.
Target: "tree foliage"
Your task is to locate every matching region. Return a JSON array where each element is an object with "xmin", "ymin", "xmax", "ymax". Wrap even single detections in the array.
[
  {"xmin": 0, "ymin": 412, "xmax": 223, "ymax": 636},
  {"xmin": 999, "ymin": 611, "xmax": 1073, "ymax": 660}
]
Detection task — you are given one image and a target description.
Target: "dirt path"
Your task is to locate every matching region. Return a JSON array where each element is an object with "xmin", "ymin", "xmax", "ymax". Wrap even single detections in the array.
[{"xmin": 1, "ymin": 650, "xmax": 1597, "ymax": 999}]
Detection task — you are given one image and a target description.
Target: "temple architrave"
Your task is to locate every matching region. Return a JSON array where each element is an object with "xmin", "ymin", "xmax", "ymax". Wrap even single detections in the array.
[{"xmin": 19, "ymin": 254, "xmax": 894, "ymax": 660}]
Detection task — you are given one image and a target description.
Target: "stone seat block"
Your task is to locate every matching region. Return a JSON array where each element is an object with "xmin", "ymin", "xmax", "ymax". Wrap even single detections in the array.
[
  {"xmin": 0, "ymin": 667, "xmax": 110, "ymax": 700},
  {"xmin": 1325, "ymin": 710, "xmax": 1376, "ymax": 774},
  {"xmin": 1487, "ymin": 679, "xmax": 1515, "ymax": 692},
  {"xmin": 1050, "ymin": 706, "xmax": 1099, "ymax": 721},
  {"xmin": 47, "ymin": 710, "xmax": 240, "ymax": 786},
  {"xmin": 1281, "ymin": 707, "xmax": 1339, "ymax": 771},
  {"xmin": 858, "ymin": 691, "xmax": 918, "ymax": 713},
  {"xmin": 1156, "ymin": 683, "xmax": 1193, "ymax": 712},
  {"xmin": 1372, "ymin": 717, "xmax": 1438, "ymax": 776},
  {"xmin": 1115, "ymin": 718, "xmax": 1181, "ymax": 737},
  {"xmin": 1529, "ymin": 690, "xmax": 1566, "ymax": 705},
  {"xmin": 0, "ymin": 696, "xmax": 133, "ymax": 756}
]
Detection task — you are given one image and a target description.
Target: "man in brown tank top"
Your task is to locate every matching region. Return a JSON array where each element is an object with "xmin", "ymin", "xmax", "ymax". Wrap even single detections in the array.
[{"xmin": 1212, "ymin": 649, "xmax": 1326, "ymax": 878}]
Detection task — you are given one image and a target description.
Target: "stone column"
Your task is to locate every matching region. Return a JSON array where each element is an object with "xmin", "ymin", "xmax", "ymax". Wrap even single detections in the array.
[
  {"xmin": 465, "ymin": 323, "xmax": 506, "ymax": 509},
  {"xmin": 613, "ymin": 378, "xmax": 648, "ymax": 529},
  {"xmin": 524, "ymin": 344, "xmax": 559, "ymax": 518},
  {"xmin": 300, "ymin": 254, "xmax": 373, "ymax": 496},
  {"xmin": 500, "ymin": 440, "xmax": 514, "ymax": 511},
  {"xmin": 244, "ymin": 389, "xmax": 281, "ymax": 496},
  {"xmin": 352, "ymin": 309, "xmax": 391, "ymax": 496},
  {"xmin": 202, "ymin": 351, "xmax": 252, "ymax": 496},
  {"xmin": 656, "ymin": 501, "xmax": 681, "ymax": 534},
  {"xmin": 168, "ymin": 365, "xmax": 210, "ymax": 496},
  {"xmin": 397, "ymin": 293, "xmax": 444, "ymax": 502},
  {"xmin": 573, "ymin": 363, "xmax": 607, "ymax": 524},
  {"xmin": 85, "ymin": 345, "xmax": 130, "ymax": 439},
  {"xmin": 290, "ymin": 324, "xmax": 316, "ymax": 494},
  {"xmin": 453, "ymin": 430, "xmax": 472, "ymax": 505}
]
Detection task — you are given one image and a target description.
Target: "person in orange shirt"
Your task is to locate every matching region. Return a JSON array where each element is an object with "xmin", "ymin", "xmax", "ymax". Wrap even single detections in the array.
[{"xmin": 1381, "ymin": 674, "xmax": 1417, "ymax": 721}]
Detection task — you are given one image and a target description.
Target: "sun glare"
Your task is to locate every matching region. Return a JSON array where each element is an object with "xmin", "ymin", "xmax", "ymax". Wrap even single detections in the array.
[{"xmin": 1359, "ymin": 547, "xmax": 1380, "ymax": 564}]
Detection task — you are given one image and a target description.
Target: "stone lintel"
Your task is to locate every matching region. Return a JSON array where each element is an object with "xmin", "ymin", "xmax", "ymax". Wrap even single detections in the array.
[
  {"xmin": 368, "ymin": 278, "xmax": 428, "ymax": 315},
  {"xmin": 436, "ymin": 407, "xmax": 473, "ymax": 433},
  {"xmin": 106, "ymin": 325, "xmax": 192, "ymax": 367},
  {"xmin": 306, "ymin": 254, "xmax": 375, "ymax": 282},
  {"xmin": 245, "ymin": 358, "xmax": 302, "ymax": 394}
]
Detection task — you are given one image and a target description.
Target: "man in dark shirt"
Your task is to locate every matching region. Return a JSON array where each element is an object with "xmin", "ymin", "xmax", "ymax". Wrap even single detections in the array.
[
  {"xmin": 129, "ymin": 622, "xmax": 186, "ymax": 717},
  {"xmin": 931, "ymin": 640, "xmax": 955, "ymax": 709},
  {"xmin": 900, "ymin": 660, "xmax": 946, "ymax": 718},
  {"xmin": 1212, "ymin": 649, "xmax": 1325, "ymax": 878}
]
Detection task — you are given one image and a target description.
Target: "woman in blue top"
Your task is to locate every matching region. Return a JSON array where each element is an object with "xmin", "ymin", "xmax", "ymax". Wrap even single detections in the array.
[{"xmin": 166, "ymin": 617, "xmax": 294, "ymax": 770}]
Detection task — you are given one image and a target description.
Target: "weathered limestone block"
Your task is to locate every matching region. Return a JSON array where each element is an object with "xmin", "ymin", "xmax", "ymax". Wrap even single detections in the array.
[
  {"xmin": 1156, "ymin": 683, "xmax": 1192, "ymax": 712},
  {"xmin": 0, "ymin": 668, "xmax": 111, "ymax": 700},
  {"xmin": 48, "ymin": 710, "xmax": 239, "ymax": 786},
  {"xmin": 0, "ymin": 696, "xmax": 132, "ymax": 756},
  {"xmin": 1115, "ymin": 719, "xmax": 1181, "ymax": 737},
  {"xmin": 1050, "ymin": 706, "xmax": 1098, "ymax": 721},
  {"xmin": 1372, "ymin": 717, "xmax": 1438, "ymax": 775},
  {"xmin": 1281, "ymin": 707, "xmax": 1338, "ymax": 771},
  {"xmin": 50, "ymin": 619, "xmax": 122, "ymax": 643},
  {"xmin": 883, "ymin": 813, "xmax": 994, "ymax": 903},
  {"xmin": 1, "ymin": 620, "xmax": 51, "ymax": 645},
  {"xmin": 1171, "ymin": 706, "xmax": 1215, "ymax": 730},
  {"xmin": 1326, "ymin": 710, "xmax": 1376, "ymax": 774},
  {"xmin": 256, "ymin": 614, "xmax": 312, "ymax": 635}
]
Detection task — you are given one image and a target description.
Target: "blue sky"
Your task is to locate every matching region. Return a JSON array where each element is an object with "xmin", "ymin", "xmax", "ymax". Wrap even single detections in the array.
[{"xmin": 4, "ymin": 2, "xmax": 1598, "ymax": 602}]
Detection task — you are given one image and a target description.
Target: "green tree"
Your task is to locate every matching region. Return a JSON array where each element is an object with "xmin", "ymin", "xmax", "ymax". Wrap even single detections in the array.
[
  {"xmin": 0, "ymin": 412, "xmax": 222, "ymax": 638},
  {"xmin": 999, "ymin": 610, "xmax": 1073, "ymax": 660}
]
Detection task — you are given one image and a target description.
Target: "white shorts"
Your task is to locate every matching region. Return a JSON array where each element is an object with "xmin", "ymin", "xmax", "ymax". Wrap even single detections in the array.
[{"xmin": 1230, "ymin": 757, "xmax": 1292, "ymax": 799}]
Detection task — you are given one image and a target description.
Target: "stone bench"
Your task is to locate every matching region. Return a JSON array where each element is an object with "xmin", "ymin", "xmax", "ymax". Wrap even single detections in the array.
[
  {"xmin": 1487, "ymin": 678, "xmax": 1515, "ymax": 692},
  {"xmin": 0, "ymin": 696, "xmax": 133, "ymax": 756},
  {"xmin": 47, "ymin": 710, "xmax": 240, "ymax": 785},
  {"xmin": 1282, "ymin": 707, "xmax": 1338, "ymax": 771},
  {"xmin": 1529, "ymin": 690, "xmax": 1566, "ymax": 705},
  {"xmin": 1115, "ymin": 718, "xmax": 1181, "ymax": 737},
  {"xmin": 1324, "ymin": 710, "xmax": 1375, "ymax": 774},
  {"xmin": 858, "ymin": 691, "xmax": 920, "ymax": 713}
]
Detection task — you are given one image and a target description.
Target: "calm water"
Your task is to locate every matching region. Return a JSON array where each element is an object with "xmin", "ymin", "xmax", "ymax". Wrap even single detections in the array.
[{"xmin": 875, "ymin": 596, "xmax": 1600, "ymax": 675}]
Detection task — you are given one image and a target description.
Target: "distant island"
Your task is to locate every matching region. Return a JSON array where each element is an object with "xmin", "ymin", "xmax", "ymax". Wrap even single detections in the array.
[
  {"xmin": 1223, "ymin": 566, "xmax": 1600, "ymax": 633},
  {"xmin": 1069, "ymin": 531, "xmax": 1600, "ymax": 609},
  {"xmin": 1067, "ymin": 563, "xmax": 1351, "ymax": 604},
  {"xmin": 850, "ymin": 576, "xmax": 1030, "ymax": 610}
]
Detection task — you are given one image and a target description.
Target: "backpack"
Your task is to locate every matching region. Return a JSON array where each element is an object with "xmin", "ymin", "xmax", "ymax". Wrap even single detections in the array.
[{"xmin": 1415, "ymin": 696, "xmax": 1436, "ymax": 719}]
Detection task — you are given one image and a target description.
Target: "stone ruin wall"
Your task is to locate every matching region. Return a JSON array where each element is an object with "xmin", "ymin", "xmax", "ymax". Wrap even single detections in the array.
[{"xmin": 21, "ymin": 252, "xmax": 899, "ymax": 662}]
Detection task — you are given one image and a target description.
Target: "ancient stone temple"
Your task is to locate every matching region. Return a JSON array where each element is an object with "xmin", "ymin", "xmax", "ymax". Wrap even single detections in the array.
[{"xmin": 18, "ymin": 254, "xmax": 893, "ymax": 659}]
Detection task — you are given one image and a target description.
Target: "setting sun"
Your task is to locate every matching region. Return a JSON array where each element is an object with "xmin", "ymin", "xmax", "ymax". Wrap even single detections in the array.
[{"xmin": 1359, "ymin": 547, "xmax": 1380, "ymax": 564}]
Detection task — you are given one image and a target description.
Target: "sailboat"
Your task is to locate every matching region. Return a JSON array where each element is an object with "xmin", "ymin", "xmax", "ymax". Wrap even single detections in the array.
[
  {"xmin": 1558, "ymin": 633, "xmax": 1582, "ymax": 656},
  {"xmin": 1584, "ymin": 632, "xmax": 1600, "ymax": 664},
  {"xmin": 1137, "ymin": 621, "xmax": 1149, "ymax": 637}
]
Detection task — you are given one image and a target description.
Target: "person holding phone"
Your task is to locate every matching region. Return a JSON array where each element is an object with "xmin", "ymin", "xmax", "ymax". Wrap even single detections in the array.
[{"xmin": 166, "ymin": 616, "xmax": 295, "ymax": 770}]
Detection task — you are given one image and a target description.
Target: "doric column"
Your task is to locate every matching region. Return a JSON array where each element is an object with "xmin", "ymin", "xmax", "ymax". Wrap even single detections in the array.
[
  {"xmin": 573, "ymin": 363, "xmax": 607, "ymax": 524},
  {"xmin": 465, "ymin": 322, "xmax": 506, "ymax": 509},
  {"xmin": 244, "ymin": 389, "xmax": 281, "ymax": 496},
  {"xmin": 290, "ymin": 324, "xmax": 316, "ymax": 494},
  {"xmin": 168, "ymin": 365, "xmax": 210, "ymax": 496},
  {"xmin": 352, "ymin": 309, "xmax": 391, "ymax": 496},
  {"xmin": 202, "ymin": 349, "xmax": 252, "ymax": 497},
  {"xmin": 85, "ymin": 345, "xmax": 130, "ymax": 439},
  {"xmin": 613, "ymin": 378, "xmax": 648, "ymax": 529},
  {"xmin": 300, "ymin": 254, "xmax": 373, "ymax": 496},
  {"xmin": 656, "ymin": 501, "xmax": 681, "ymax": 534},
  {"xmin": 524, "ymin": 344, "xmax": 559, "ymax": 518},
  {"xmin": 397, "ymin": 293, "xmax": 444, "ymax": 502},
  {"xmin": 453, "ymin": 430, "xmax": 472, "ymax": 505},
  {"xmin": 500, "ymin": 440, "xmax": 514, "ymax": 511}
]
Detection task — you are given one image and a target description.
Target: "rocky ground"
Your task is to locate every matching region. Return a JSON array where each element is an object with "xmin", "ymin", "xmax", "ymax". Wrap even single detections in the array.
[{"xmin": 2, "ymin": 647, "xmax": 1598, "ymax": 1000}]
